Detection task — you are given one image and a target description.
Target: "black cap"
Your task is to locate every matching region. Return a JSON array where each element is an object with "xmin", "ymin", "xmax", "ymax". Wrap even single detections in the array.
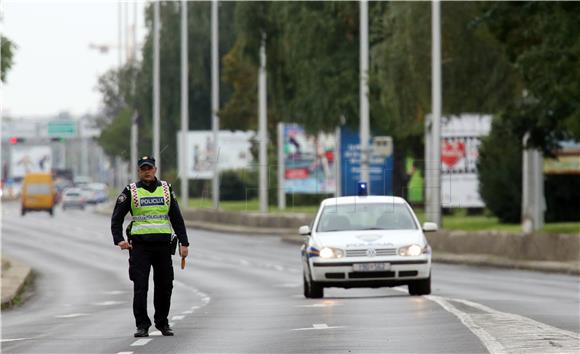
[{"xmin": 138, "ymin": 156, "xmax": 156, "ymax": 168}]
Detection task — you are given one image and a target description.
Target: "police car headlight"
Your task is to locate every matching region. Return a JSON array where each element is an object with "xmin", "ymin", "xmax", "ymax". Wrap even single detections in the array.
[
  {"xmin": 398, "ymin": 244, "xmax": 423, "ymax": 257},
  {"xmin": 319, "ymin": 247, "xmax": 344, "ymax": 259}
]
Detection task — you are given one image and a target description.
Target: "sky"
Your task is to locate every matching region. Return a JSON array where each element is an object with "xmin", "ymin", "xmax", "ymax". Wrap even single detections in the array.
[{"xmin": 1, "ymin": 0, "xmax": 147, "ymax": 119}]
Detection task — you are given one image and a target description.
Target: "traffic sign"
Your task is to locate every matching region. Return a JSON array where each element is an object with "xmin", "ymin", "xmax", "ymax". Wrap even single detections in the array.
[{"xmin": 48, "ymin": 120, "xmax": 76, "ymax": 137}]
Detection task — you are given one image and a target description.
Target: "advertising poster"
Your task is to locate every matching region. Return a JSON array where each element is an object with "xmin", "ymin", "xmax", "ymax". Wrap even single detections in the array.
[
  {"xmin": 11, "ymin": 145, "xmax": 52, "ymax": 178},
  {"xmin": 178, "ymin": 131, "xmax": 254, "ymax": 179},
  {"xmin": 440, "ymin": 114, "xmax": 491, "ymax": 208},
  {"xmin": 283, "ymin": 124, "xmax": 336, "ymax": 194},
  {"xmin": 339, "ymin": 128, "xmax": 393, "ymax": 196}
]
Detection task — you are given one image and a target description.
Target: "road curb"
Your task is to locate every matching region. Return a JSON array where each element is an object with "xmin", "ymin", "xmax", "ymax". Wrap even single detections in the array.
[{"xmin": 1, "ymin": 257, "xmax": 33, "ymax": 308}]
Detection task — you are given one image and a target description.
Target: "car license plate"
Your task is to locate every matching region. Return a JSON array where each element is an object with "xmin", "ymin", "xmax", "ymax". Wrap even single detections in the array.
[{"xmin": 353, "ymin": 263, "xmax": 390, "ymax": 272}]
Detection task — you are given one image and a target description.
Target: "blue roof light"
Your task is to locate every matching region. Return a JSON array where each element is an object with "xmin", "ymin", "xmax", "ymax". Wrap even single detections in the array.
[{"xmin": 357, "ymin": 181, "xmax": 368, "ymax": 196}]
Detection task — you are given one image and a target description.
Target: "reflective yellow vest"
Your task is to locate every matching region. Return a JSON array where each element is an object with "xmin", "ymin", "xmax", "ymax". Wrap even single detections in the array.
[{"xmin": 129, "ymin": 181, "xmax": 172, "ymax": 236}]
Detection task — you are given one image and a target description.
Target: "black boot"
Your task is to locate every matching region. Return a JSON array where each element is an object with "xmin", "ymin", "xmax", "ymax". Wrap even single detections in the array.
[
  {"xmin": 155, "ymin": 325, "xmax": 174, "ymax": 336},
  {"xmin": 134, "ymin": 328, "xmax": 149, "ymax": 337}
]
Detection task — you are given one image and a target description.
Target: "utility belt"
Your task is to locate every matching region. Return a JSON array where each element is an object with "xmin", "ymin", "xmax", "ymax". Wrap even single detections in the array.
[{"xmin": 126, "ymin": 223, "xmax": 178, "ymax": 255}]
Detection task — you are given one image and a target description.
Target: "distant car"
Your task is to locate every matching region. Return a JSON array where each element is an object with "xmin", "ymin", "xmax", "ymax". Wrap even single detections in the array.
[
  {"xmin": 300, "ymin": 196, "xmax": 436, "ymax": 298},
  {"xmin": 81, "ymin": 183, "xmax": 108, "ymax": 204},
  {"xmin": 61, "ymin": 188, "xmax": 86, "ymax": 210}
]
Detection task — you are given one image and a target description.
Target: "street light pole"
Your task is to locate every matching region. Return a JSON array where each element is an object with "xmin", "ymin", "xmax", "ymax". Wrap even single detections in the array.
[
  {"xmin": 180, "ymin": 0, "xmax": 189, "ymax": 208},
  {"xmin": 153, "ymin": 0, "xmax": 161, "ymax": 176},
  {"xmin": 430, "ymin": 0, "xmax": 442, "ymax": 227},
  {"xmin": 258, "ymin": 33, "xmax": 268, "ymax": 213},
  {"xmin": 359, "ymin": 0, "xmax": 370, "ymax": 193},
  {"xmin": 211, "ymin": 0, "xmax": 220, "ymax": 209},
  {"xmin": 130, "ymin": 1, "xmax": 138, "ymax": 181}
]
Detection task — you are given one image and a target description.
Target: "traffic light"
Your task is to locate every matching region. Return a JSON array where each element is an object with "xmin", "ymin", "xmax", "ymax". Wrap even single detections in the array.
[{"xmin": 8, "ymin": 137, "xmax": 25, "ymax": 144}]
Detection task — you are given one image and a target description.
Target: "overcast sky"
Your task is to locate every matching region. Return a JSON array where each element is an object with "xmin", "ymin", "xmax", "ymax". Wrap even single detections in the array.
[{"xmin": 2, "ymin": 0, "xmax": 147, "ymax": 119}]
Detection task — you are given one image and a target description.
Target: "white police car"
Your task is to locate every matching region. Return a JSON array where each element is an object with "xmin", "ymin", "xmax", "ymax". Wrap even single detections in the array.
[{"xmin": 300, "ymin": 196, "xmax": 436, "ymax": 298}]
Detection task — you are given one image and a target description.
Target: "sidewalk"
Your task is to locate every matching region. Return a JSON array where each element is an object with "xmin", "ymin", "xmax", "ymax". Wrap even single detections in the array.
[{"xmin": 1, "ymin": 256, "xmax": 33, "ymax": 308}]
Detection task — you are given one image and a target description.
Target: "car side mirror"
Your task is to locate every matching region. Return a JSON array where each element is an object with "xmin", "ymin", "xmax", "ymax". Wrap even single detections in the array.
[
  {"xmin": 422, "ymin": 222, "xmax": 438, "ymax": 232},
  {"xmin": 298, "ymin": 225, "xmax": 311, "ymax": 236}
]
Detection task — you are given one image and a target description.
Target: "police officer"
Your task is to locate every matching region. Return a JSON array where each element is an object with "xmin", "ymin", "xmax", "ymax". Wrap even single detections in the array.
[{"xmin": 111, "ymin": 156, "xmax": 189, "ymax": 338}]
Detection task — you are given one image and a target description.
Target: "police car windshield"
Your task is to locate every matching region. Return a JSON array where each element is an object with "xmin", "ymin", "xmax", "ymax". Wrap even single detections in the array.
[{"xmin": 316, "ymin": 203, "xmax": 418, "ymax": 232}]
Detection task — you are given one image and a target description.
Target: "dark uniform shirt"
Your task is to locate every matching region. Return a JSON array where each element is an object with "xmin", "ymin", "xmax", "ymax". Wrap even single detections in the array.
[{"xmin": 111, "ymin": 178, "xmax": 189, "ymax": 246}]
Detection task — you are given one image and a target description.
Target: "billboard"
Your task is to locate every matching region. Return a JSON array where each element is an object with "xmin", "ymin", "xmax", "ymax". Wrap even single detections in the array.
[
  {"xmin": 10, "ymin": 145, "xmax": 52, "ymax": 178},
  {"xmin": 282, "ymin": 124, "xmax": 336, "ymax": 194},
  {"xmin": 177, "ymin": 131, "xmax": 254, "ymax": 179},
  {"xmin": 440, "ymin": 114, "xmax": 491, "ymax": 208},
  {"xmin": 339, "ymin": 128, "xmax": 393, "ymax": 196}
]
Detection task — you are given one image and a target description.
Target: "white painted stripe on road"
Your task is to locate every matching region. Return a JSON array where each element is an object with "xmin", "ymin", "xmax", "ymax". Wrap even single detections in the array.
[
  {"xmin": 191, "ymin": 306, "xmax": 200, "ymax": 310},
  {"xmin": 93, "ymin": 300, "xmax": 125, "ymax": 306},
  {"xmin": 171, "ymin": 315, "xmax": 185, "ymax": 321},
  {"xmin": 117, "ymin": 352, "xmax": 134, "ymax": 354},
  {"xmin": 103, "ymin": 290, "xmax": 126, "ymax": 295},
  {"xmin": 0, "ymin": 338, "xmax": 33, "ymax": 343},
  {"xmin": 55, "ymin": 313, "xmax": 88, "ymax": 318},
  {"xmin": 130, "ymin": 339, "xmax": 152, "ymax": 346},
  {"xmin": 296, "ymin": 303, "xmax": 342, "ymax": 308},
  {"xmin": 391, "ymin": 286, "xmax": 580, "ymax": 354},
  {"xmin": 239, "ymin": 259, "xmax": 250, "ymax": 266},
  {"xmin": 291, "ymin": 323, "xmax": 345, "ymax": 331},
  {"xmin": 427, "ymin": 295, "xmax": 506, "ymax": 354},
  {"xmin": 438, "ymin": 296, "xmax": 580, "ymax": 354},
  {"xmin": 274, "ymin": 265, "xmax": 284, "ymax": 271},
  {"xmin": 149, "ymin": 331, "xmax": 162, "ymax": 336},
  {"xmin": 182, "ymin": 310, "xmax": 193, "ymax": 314}
]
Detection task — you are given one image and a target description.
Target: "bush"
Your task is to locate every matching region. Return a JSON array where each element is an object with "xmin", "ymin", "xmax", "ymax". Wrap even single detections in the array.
[
  {"xmin": 220, "ymin": 169, "xmax": 258, "ymax": 201},
  {"xmin": 545, "ymin": 174, "xmax": 580, "ymax": 222},
  {"xmin": 478, "ymin": 119, "xmax": 522, "ymax": 223}
]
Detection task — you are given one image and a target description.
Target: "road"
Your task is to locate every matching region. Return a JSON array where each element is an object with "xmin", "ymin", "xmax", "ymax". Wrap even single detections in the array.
[{"xmin": 1, "ymin": 201, "xmax": 579, "ymax": 354}]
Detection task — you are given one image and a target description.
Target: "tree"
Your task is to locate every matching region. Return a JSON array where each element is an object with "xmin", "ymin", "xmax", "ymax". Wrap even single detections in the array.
[
  {"xmin": 1, "ymin": 34, "xmax": 16, "ymax": 82},
  {"xmin": 483, "ymin": 2, "xmax": 580, "ymax": 152}
]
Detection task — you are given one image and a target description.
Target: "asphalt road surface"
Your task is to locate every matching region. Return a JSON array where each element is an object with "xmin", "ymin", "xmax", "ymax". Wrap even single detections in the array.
[{"xmin": 2, "ymin": 201, "xmax": 579, "ymax": 354}]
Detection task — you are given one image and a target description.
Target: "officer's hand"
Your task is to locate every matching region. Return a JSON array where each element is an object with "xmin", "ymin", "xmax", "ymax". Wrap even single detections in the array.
[
  {"xmin": 180, "ymin": 245, "xmax": 188, "ymax": 258},
  {"xmin": 118, "ymin": 240, "xmax": 132, "ymax": 250}
]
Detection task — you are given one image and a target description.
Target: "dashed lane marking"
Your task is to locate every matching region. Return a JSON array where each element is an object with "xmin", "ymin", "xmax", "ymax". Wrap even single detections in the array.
[
  {"xmin": 55, "ymin": 313, "xmax": 89, "ymax": 318},
  {"xmin": 117, "ymin": 352, "xmax": 134, "ymax": 354},
  {"xmin": 171, "ymin": 315, "xmax": 185, "ymax": 321},
  {"xmin": 93, "ymin": 301, "xmax": 125, "ymax": 306},
  {"xmin": 150, "ymin": 331, "xmax": 162, "ymax": 336},
  {"xmin": 130, "ymin": 339, "xmax": 152, "ymax": 346},
  {"xmin": 291, "ymin": 323, "xmax": 345, "ymax": 331},
  {"xmin": 296, "ymin": 302, "xmax": 342, "ymax": 308},
  {"xmin": 0, "ymin": 338, "xmax": 33, "ymax": 343},
  {"xmin": 182, "ymin": 310, "xmax": 193, "ymax": 314}
]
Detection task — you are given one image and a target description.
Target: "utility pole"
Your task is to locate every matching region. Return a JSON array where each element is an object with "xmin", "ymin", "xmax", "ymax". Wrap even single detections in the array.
[
  {"xmin": 211, "ymin": 0, "xmax": 220, "ymax": 209},
  {"xmin": 153, "ymin": 1, "xmax": 161, "ymax": 176},
  {"xmin": 430, "ymin": 0, "xmax": 442, "ymax": 227},
  {"xmin": 258, "ymin": 33, "xmax": 268, "ymax": 213},
  {"xmin": 130, "ymin": 2, "xmax": 138, "ymax": 181},
  {"xmin": 277, "ymin": 123, "xmax": 286, "ymax": 209},
  {"xmin": 180, "ymin": 0, "xmax": 189, "ymax": 208},
  {"xmin": 359, "ymin": 0, "xmax": 370, "ymax": 193}
]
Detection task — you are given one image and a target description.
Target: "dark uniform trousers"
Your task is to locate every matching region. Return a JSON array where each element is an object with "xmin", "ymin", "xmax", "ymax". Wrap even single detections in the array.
[{"xmin": 129, "ymin": 242, "xmax": 174, "ymax": 329}]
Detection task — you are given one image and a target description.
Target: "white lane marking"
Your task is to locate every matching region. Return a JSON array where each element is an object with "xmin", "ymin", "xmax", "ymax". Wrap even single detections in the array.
[
  {"xmin": 292, "ymin": 323, "xmax": 345, "ymax": 331},
  {"xmin": 427, "ymin": 295, "xmax": 507, "ymax": 354},
  {"xmin": 117, "ymin": 352, "xmax": 134, "ymax": 354},
  {"xmin": 182, "ymin": 310, "xmax": 193, "ymax": 314},
  {"xmin": 239, "ymin": 259, "xmax": 250, "ymax": 266},
  {"xmin": 93, "ymin": 300, "xmax": 125, "ymax": 306},
  {"xmin": 274, "ymin": 265, "xmax": 284, "ymax": 271},
  {"xmin": 391, "ymin": 287, "xmax": 580, "ymax": 354},
  {"xmin": 296, "ymin": 302, "xmax": 342, "ymax": 308},
  {"xmin": 434, "ymin": 296, "xmax": 580, "ymax": 354},
  {"xmin": 149, "ymin": 331, "xmax": 162, "ymax": 336},
  {"xmin": 169, "ymin": 322, "xmax": 175, "ymax": 327},
  {"xmin": 0, "ymin": 338, "xmax": 33, "ymax": 343},
  {"xmin": 191, "ymin": 306, "xmax": 200, "ymax": 310},
  {"xmin": 171, "ymin": 315, "xmax": 185, "ymax": 321},
  {"xmin": 130, "ymin": 339, "xmax": 152, "ymax": 346},
  {"xmin": 55, "ymin": 313, "xmax": 88, "ymax": 318},
  {"xmin": 103, "ymin": 290, "xmax": 126, "ymax": 295}
]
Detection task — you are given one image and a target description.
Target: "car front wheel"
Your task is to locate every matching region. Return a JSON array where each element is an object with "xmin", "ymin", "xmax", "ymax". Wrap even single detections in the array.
[
  {"xmin": 408, "ymin": 275, "xmax": 431, "ymax": 296},
  {"xmin": 303, "ymin": 275, "xmax": 324, "ymax": 299}
]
